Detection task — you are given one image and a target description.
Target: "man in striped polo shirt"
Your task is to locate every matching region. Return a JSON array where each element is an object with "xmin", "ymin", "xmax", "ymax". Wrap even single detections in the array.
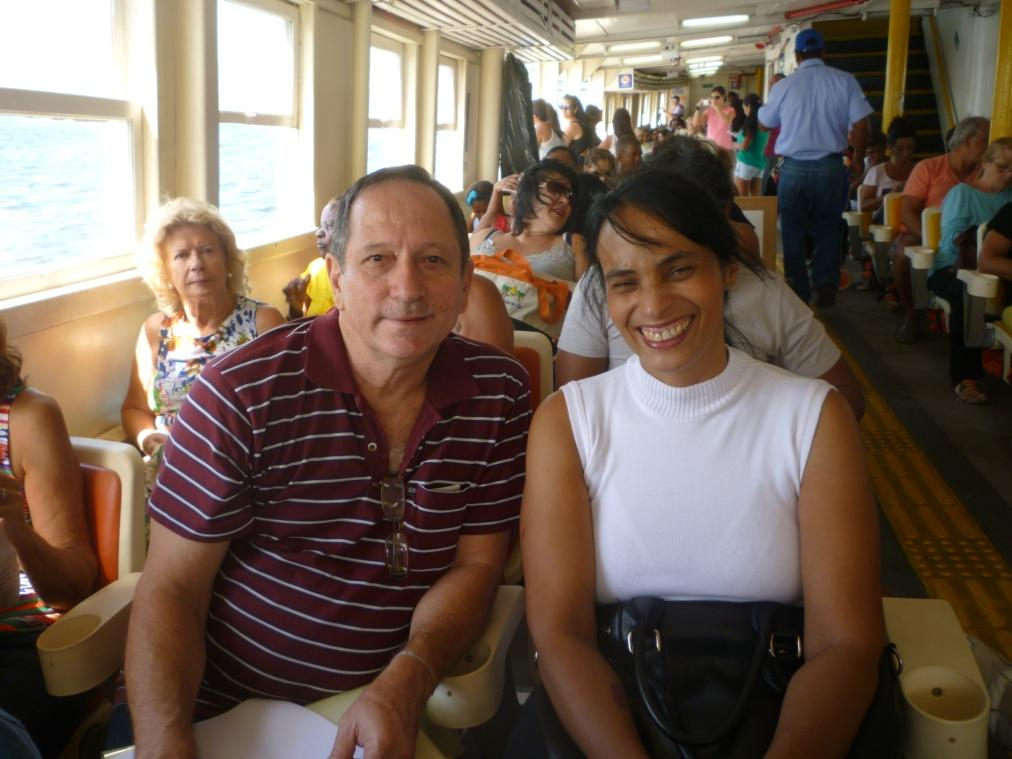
[{"xmin": 124, "ymin": 166, "xmax": 532, "ymax": 758}]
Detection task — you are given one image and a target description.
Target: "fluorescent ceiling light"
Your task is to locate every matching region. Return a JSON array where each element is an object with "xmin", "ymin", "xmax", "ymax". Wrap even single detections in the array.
[
  {"xmin": 682, "ymin": 14, "xmax": 749, "ymax": 28},
  {"xmin": 608, "ymin": 40, "xmax": 662, "ymax": 54},
  {"xmin": 622, "ymin": 54, "xmax": 664, "ymax": 65},
  {"xmin": 681, "ymin": 35, "xmax": 733, "ymax": 48},
  {"xmin": 686, "ymin": 55, "xmax": 724, "ymax": 64}
]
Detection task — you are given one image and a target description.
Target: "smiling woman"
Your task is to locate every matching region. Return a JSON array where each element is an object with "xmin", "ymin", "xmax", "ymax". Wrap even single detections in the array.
[{"xmin": 512, "ymin": 169, "xmax": 892, "ymax": 757}]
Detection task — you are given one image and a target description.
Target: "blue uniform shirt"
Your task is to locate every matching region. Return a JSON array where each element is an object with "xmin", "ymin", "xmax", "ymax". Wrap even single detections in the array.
[{"xmin": 758, "ymin": 59, "xmax": 873, "ymax": 160}]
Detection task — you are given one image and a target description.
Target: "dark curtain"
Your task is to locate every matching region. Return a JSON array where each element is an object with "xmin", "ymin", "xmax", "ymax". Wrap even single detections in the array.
[{"xmin": 500, "ymin": 53, "xmax": 539, "ymax": 177}]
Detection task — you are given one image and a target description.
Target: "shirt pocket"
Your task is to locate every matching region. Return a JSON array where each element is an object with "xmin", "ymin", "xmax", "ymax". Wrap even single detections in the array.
[{"xmin": 405, "ymin": 484, "xmax": 473, "ymax": 569}]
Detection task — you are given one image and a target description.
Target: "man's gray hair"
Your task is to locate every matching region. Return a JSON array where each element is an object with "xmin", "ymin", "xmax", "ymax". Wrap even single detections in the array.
[
  {"xmin": 329, "ymin": 165, "xmax": 469, "ymax": 271},
  {"xmin": 948, "ymin": 116, "xmax": 990, "ymax": 152}
]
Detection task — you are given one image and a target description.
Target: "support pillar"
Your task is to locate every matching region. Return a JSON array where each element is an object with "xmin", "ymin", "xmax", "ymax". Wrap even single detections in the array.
[
  {"xmin": 881, "ymin": 0, "xmax": 911, "ymax": 130},
  {"xmin": 164, "ymin": 0, "xmax": 218, "ymax": 203},
  {"xmin": 992, "ymin": 0, "xmax": 1012, "ymax": 140},
  {"xmin": 416, "ymin": 30, "xmax": 440, "ymax": 173},
  {"xmin": 350, "ymin": 0, "xmax": 371, "ymax": 180},
  {"xmin": 477, "ymin": 48, "xmax": 504, "ymax": 181}
]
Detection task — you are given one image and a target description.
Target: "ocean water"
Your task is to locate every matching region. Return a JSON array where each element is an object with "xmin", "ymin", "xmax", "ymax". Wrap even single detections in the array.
[{"xmin": 0, "ymin": 115, "xmax": 300, "ymax": 284}]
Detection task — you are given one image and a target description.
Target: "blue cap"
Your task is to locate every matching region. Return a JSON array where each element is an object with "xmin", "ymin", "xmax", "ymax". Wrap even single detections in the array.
[{"xmin": 795, "ymin": 28, "xmax": 824, "ymax": 53}]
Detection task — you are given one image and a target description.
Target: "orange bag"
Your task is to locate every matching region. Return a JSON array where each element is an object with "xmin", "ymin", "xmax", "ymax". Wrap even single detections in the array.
[{"xmin": 472, "ymin": 250, "xmax": 572, "ymax": 338}]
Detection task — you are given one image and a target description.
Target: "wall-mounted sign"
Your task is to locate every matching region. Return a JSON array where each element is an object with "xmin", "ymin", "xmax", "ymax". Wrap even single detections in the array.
[
  {"xmin": 618, "ymin": 73, "xmax": 633, "ymax": 89},
  {"xmin": 729, "ymin": 73, "xmax": 743, "ymax": 89}
]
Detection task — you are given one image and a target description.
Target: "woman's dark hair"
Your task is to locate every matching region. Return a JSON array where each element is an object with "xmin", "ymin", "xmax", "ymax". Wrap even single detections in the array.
[
  {"xmin": 611, "ymin": 108, "xmax": 635, "ymax": 139},
  {"xmin": 742, "ymin": 93, "xmax": 761, "ymax": 140},
  {"xmin": 886, "ymin": 116, "xmax": 917, "ymax": 146},
  {"xmin": 645, "ymin": 135, "xmax": 736, "ymax": 210},
  {"xmin": 0, "ymin": 320, "xmax": 24, "ymax": 398},
  {"xmin": 562, "ymin": 94, "xmax": 586, "ymax": 121},
  {"xmin": 465, "ymin": 180, "xmax": 493, "ymax": 208},
  {"xmin": 584, "ymin": 168, "xmax": 753, "ymax": 278},
  {"xmin": 585, "ymin": 104, "xmax": 602, "ymax": 124},
  {"xmin": 711, "ymin": 86, "xmax": 726, "ymax": 97},
  {"xmin": 867, "ymin": 130, "xmax": 887, "ymax": 150},
  {"xmin": 730, "ymin": 94, "xmax": 747, "ymax": 133},
  {"xmin": 568, "ymin": 172, "xmax": 610, "ymax": 236},
  {"xmin": 511, "ymin": 159, "xmax": 580, "ymax": 235},
  {"xmin": 533, "ymin": 98, "xmax": 563, "ymax": 138},
  {"xmin": 545, "ymin": 145, "xmax": 578, "ymax": 168}
]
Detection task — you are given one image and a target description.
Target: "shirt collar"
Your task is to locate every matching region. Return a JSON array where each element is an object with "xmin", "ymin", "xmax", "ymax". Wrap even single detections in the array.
[
  {"xmin": 304, "ymin": 310, "xmax": 479, "ymax": 410},
  {"xmin": 797, "ymin": 58, "xmax": 825, "ymax": 69}
]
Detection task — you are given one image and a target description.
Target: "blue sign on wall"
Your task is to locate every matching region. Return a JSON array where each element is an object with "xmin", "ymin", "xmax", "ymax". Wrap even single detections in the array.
[{"xmin": 618, "ymin": 73, "xmax": 633, "ymax": 89}]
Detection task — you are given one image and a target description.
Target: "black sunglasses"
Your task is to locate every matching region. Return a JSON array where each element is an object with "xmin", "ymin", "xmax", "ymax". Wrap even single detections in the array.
[{"xmin": 538, "ymin": 180, "xmax": 574, "ymax": 201}]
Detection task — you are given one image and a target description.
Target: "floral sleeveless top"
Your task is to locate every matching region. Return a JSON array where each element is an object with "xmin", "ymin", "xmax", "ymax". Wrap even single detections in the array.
[{"xmin": 149, "ymin": 295, "xmax": 263, "ymax": 432}]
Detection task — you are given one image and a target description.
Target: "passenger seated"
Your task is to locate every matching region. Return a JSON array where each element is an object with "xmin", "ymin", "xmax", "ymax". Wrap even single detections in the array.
[
  {"xmin": 121, "ymin": 199, "xmax": 285, "ymax": 467},
  {"xmin": 282, "ymin": 197, "xmax": 339, "ymax": 318},
  {"xmin": 0, "ymin": 318, "xmax": 98, "ymax": 756},
  {"xmin": 472, "ymin": 173, "xmax": 519, "ymax": 235},
  {"xmin": 464, "ymin": 180, "xmax": 493, "ymax": 232},
  {"xmin": 470, "ymin": 159, "xmax": 587, "ymax": 283},
  {"xmin": 556, "ymin": 137, "xmax": 865, "ymax": 419},
  {"xmin": 980, "ymin": 202, "xmax": 1012, "ymax": 286},
  {"xmin": 859, "ymin": 118, "xmax": 916, "ymax": 222},
  {"xmin": 614, "ymin": 134, "xmax": 642, "ymax": 176},
  {"xmin": 511, "ymin": 169, "xmax": 886, "ymax": 757},
  {"xmin": 893, "ymin": 116, "xmax": 989, "ymax": 343},
  {"xmin": 929, "ymin": 137, "xmax": 1012, "ymax": 404},
  {"xmin": 583, "ymin": 147, "xmax": 617, "ymax": 187},
  {"xmin": 544, "ymin": 144, "xmax": 579, "ymax": 170},
  {"xmin": 119, "ymin": 166, "xmax": 529, "ymax": 757}
]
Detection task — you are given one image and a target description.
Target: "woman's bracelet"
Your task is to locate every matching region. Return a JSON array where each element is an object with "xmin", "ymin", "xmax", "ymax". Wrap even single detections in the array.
[
  {"xmin": 137, "ymin": 428, "xmax": 160, "ymax": 452},
  {"xmin": 394, "ymin": 649, "xmax": 437, "ymax": 691}
]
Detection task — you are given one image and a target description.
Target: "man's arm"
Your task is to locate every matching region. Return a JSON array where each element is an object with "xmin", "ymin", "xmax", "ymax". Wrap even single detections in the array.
[
  {"xmin": 126, "ymin": 523, "xmax": 230, "ymax": 759},
  {"xmin": 555, "ymin": 351, "xmax": 608, "ymax": 387},
  {"xmin": 818, "ymin": 357, "xmax": 865, "ymax": 421},
  {"xmin": 330, "ymin": 531, "xmax": 511, "ymax": 759}
]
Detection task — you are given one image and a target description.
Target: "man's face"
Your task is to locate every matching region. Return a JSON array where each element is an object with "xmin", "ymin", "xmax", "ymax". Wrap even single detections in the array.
[
  {"xmin": 316, "ymin": 202, "xmax": 339, "ymax": 254},
  {"xmin": 617, "ymin": 143, "xmax": 642, "ymax": 174},
  {"xmin": 329, "ymin": 180, "xmax": 471, "ymax": 367},
  {"xmin": 960, "ymin": 132, "xmax": 990, "ymax": 168}
]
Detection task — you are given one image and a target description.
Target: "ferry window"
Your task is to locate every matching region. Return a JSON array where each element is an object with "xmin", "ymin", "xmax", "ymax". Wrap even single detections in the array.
[
  {"xmin": 217, "ymin": 0, "xmax": 303, "ymax": 245},
  {"xmin": 0, "ymin": 0, "xmax": 137, "ymax": 299},
  {"xmin": 368, "ymin": 41, "xmax": 414, "ymax": 173},
  {"xmin": 0, "ymin": 0, "xmax": 123, "ymax": 99},
  {"xmin": 434, "ymin": 59, "xmax": 463, "ymax": 192}
]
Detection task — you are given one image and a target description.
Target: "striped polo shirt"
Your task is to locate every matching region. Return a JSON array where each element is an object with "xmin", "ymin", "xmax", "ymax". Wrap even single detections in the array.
[{"xmin": 148, "ymin": 311, "xmax": 531, "ymax": 717}]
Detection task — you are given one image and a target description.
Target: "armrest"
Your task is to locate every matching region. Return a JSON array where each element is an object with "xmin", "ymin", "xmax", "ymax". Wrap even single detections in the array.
[
  {"xmin": 425, "ymin": 584, "xmax": 525, "ymax": 729},
  {"xmin": 37, "ymin": 572, "xmax": 140, "ymax": 696},
  {"xmin": 956, "ymin": 269, "xmax": 999, "ymax": 299}
]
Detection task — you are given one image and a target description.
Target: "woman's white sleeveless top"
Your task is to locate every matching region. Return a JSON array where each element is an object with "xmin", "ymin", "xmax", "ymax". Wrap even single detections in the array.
[{"xmin": 561, "ymin": 348, "xmax": 831, "ymax": 605}]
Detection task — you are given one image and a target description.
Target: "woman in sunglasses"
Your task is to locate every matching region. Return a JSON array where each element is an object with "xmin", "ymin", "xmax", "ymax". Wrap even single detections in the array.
[
  {"xmin": 559, "ymin": 95, "xmax": 600, "ymax": 158},
  {"xmin": 470, "ymin": 159, "xmax": 586, "ymax": 283}
]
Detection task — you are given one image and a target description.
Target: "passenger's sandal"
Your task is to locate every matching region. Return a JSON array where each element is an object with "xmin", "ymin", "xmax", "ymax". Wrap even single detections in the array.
[{"xmin": 954, "ymin": 380, "xmax": 988, "ymax": 405}]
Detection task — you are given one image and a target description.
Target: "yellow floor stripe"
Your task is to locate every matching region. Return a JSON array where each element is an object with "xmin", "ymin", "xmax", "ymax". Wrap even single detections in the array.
[{"xmin": 839, "ymin": 343, "xmax": 1012, "ymax": 659}]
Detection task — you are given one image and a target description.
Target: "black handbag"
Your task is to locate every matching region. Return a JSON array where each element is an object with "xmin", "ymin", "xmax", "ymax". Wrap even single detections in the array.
[{"xmin": 591, "ymin": 597, "xmax": 905, "ymax": 759}]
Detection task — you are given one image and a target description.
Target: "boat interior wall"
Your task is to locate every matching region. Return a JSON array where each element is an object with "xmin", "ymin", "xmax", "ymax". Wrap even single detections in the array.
[
  {"xmin": 933, "ymin": 6, "xmax": 998, "ymax": 122},
  {"xmin": 4, "ymin": 238, "xmax": 315, "ymax": 439}
]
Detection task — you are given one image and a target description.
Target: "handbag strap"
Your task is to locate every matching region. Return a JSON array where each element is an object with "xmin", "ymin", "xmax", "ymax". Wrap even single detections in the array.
[{"xmin": 629, "ymin": 598, "xmax": 783, "ymax": 748}]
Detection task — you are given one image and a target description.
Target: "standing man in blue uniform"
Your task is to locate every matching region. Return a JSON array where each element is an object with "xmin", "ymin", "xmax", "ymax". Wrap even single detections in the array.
[{"xmin": 759, "ymin": 28, "xmax": 873, "ymax": 307}]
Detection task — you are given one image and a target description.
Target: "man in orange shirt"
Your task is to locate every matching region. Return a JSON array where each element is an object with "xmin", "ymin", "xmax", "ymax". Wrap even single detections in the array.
[{"xmin": 892, "ymin": 116, "xmax": 989, "ymax": 342}]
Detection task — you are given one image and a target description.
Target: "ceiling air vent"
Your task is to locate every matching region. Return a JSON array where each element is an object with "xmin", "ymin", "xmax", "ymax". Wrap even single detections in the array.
[{"xmin": 373, "ymin": 0, "xmax": 575, "ymax": 61}]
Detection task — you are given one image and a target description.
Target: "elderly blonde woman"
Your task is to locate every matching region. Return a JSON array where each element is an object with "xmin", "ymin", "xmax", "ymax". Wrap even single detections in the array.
[
  {"xmin": 122, "ymin": 198, "xmax": 284, "ymax": 460},
  {"xmin": 0, "ymin": 317, "xmax": 97, "ymax": 756}
]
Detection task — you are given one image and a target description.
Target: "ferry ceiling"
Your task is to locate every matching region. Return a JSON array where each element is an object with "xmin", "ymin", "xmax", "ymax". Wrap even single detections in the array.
[{"xmin": 380, "ymin": 0, "xmax": 988, "ymax": 77}]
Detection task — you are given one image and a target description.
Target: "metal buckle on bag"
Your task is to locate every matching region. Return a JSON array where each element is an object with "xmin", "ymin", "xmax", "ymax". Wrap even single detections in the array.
[
  {"xmin": 626, "ymin": 628, "xmax": 663, "ymax": 655},
  {"xmin": 769, "ymin": 632, "xmax": 803, "ymax": 660}
]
